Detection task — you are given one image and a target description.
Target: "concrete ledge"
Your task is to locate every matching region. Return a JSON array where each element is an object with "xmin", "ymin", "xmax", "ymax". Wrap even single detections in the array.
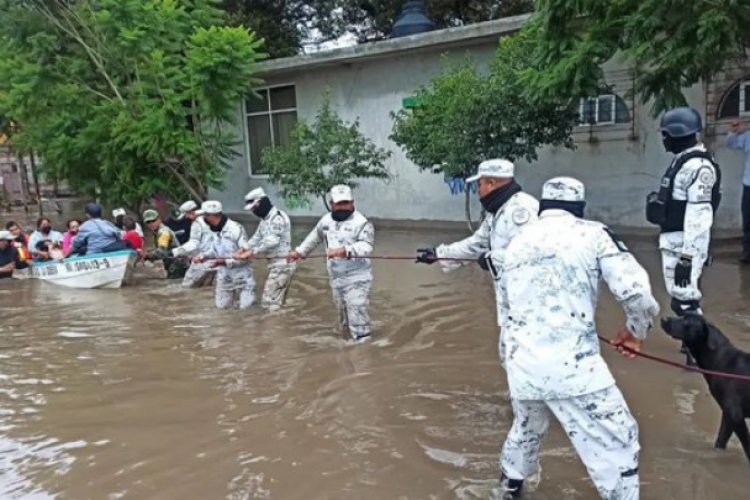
[{"xmin": 257, "ymin": 14, "xmax": 530, "ymax": 77}]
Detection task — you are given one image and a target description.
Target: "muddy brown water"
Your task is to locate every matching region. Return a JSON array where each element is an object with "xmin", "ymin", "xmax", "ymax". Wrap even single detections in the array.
[{"xmin": 1, "ymin": 217, "xmax": 750, "ymax": 499}]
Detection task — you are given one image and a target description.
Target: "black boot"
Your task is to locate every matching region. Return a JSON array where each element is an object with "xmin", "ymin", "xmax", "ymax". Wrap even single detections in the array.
[{"xmin": 498, "ymin": 474, "xmax": 524, "ymax": 499}]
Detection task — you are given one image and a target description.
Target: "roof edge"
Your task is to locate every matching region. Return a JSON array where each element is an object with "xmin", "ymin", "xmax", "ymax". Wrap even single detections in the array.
[{"xmin": 256, "ymin": 13, "xmax": 531, "ymax": 76}]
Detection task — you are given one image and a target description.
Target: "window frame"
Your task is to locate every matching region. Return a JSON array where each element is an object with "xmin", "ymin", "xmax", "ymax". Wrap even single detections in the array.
[
  {"xmin": 740, "ymin": 80, "xmax": 750, "ymax": 117},
  {"xmin": 578, "ymin": 94, "xmax": 617, "ymax": 126},
  {"xmin": 244, "ymin": 83, "xmax": 297, "ymax": 178}
]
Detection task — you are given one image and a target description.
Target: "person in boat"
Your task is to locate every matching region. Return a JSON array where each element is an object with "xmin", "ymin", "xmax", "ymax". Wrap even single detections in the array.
[
  {"xmin": 62, "ymin": 219, "xmax": 81, "ymax": 257},
  {"xmin": 171, "ymin": 200, "xmax": 214, "ymax": 288},
  {"xmin": 122, "ymin": 217, "xmax": 143, "ymax": 252},
  {"xmin": 0, "ymin": 230, "xmax": 21, "ymax": 279},
  {"xmin": 141, "ymin": 209, "xmax": 187, "ymax": 279},
  {"xmin": 71, "ymin": 203, "xmax": 129, "ymax": 255},
  {"xmin": 112, "ymin": 207, "xmax": 143, "ymax": 237},
  {"xmin": 5, "ymin": 221, "xmax": 30, "ymax": 271},
  {"xmin": 28, "ymin": 217, "xmax": 64, "ymax": 260}
]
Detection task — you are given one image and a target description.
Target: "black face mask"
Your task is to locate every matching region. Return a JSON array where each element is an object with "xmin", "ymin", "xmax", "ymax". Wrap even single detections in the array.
[
  {"xmin": 539, "ymin": 199, "xmax": 586, "ymax": 218},
  {"xmin": 40, "ymin": 226, "xmax": 51, "ymax": 235},
  {"xmin": 479, "ymin": 180, "xmax": 522, "ymax": 214},
  {"xmin": 251, "ymin": 197, "xmax": 273, "ymax": 219},
  {"xmin": 331, "ymin": 209, "xmax": 354, "ymax": 222},
  {"xmin": 662, "ymin": 134, "xmax": 698, "ymax": 154},
  {"xmin": 208, "ymin": 214, "xmax": 228, "ymax": 232}
]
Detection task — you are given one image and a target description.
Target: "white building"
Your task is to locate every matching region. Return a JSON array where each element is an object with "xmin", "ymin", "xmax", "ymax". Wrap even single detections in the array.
[{"xmin": 212, "ymin": 14, "xmax": 750, "ymax": 230}]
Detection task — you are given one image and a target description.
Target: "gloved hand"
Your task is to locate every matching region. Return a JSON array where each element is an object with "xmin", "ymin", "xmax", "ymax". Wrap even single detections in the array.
[
  {"xmin": 477, "ymin": 253, "xmax": 489, "ymax": 271},
  {"xmin": 674, "ymin": 257, "xmax": 692, "ymax": 288},
  {"xmin": 415, "ymin": 248, "xmax": 438, "ymax": 264},
  {"xmin": 477, "ymin": 252, "xmax": 498, "ymax": 275}
]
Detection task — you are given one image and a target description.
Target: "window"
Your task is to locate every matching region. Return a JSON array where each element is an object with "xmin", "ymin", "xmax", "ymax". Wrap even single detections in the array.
[
  {"xmin": 578, "ymin": 94, "xmax": 631, "ymax": 125},
  {"xmin": 245, "ymin": 85, "xmax": 297, "ymax": 176},
  {"xmin": 717, "ymin": 79, "xmax": 750, "ymax": 119}
]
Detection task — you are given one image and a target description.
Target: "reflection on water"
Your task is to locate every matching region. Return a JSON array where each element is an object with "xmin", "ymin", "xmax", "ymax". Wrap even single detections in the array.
[{"xmin": 0, "ymin": 227, "xmax": 749, "ymax": 499}]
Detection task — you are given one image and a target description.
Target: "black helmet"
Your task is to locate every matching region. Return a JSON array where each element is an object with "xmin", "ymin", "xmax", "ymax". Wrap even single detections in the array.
[
  {"xmin": 660, "ymin": 106, "xmax": 703, "ymax": 138},
  {"xmin": 84, "ymin": 202, "xmax": 102, "ymax": 218}
]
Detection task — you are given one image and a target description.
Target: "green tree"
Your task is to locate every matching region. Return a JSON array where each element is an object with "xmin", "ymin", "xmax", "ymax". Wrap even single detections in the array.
[
  {"xmin": 391, "ymin": 32, "xmax": 578, "ymax": 229},
  {"xmin": 0, "ymin": 0, "xmax": 265, "ymax": 211},
  {"xmin": 523, "ymin": 1, "xmax": 750, "ymax": 114},
  {"xmin": 263, "ymin": 93, "xmax": 392, "ymax": 210}
]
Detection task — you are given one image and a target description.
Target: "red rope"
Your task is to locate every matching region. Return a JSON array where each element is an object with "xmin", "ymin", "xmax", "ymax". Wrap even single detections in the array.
[{"xmin": 597, "ymin": 335, "xmax": 750, "ymax": 382}]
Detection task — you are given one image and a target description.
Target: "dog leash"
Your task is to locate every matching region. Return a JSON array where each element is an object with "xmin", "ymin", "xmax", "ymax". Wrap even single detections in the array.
[
  {"xmin": 597, "ymin": 335, "xmax": 750, "ymax": 382},
  {"xmin": 198, "ymin": 254, "xmax": 475, "ymax": 262}
]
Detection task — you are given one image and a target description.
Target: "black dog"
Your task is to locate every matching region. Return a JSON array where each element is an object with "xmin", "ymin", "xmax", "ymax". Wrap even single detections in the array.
[{"xmin": 661, "ymin": 314, "xmax": 750, "ymax": 464}]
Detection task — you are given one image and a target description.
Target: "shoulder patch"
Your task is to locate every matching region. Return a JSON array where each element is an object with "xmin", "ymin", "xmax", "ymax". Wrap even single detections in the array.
[
  {"xmin": 512, "ymin": 208, "xmax": 531, "ymax": 225},
  {"xmin": 698, "ymin": 169, "xmax": 714, "ymax": 185},
  {"xmin": 603, "ymin": 226, "xmax": 628, "ymax": 252}
]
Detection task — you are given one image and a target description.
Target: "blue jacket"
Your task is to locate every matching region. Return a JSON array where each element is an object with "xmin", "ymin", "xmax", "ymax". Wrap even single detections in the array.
[{"xmin": 71, "ymin": 218, "xmax": 122, "ymax": 255}]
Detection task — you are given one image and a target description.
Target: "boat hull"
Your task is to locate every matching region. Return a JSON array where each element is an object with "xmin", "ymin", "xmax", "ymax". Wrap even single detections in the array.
[{"xmin": 30, "ymin": 250, "xmax": 137, "ymax": 289}]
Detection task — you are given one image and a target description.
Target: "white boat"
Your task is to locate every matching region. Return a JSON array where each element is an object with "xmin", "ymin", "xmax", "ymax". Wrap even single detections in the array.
[{"xmin": 30, "ymin": 250, "xmax": 137, "ymax": 289}]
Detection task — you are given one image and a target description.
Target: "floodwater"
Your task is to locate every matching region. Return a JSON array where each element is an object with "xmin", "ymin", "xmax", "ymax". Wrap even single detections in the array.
[{"xmin": 1, "ymin": 222, "xmax": 750, "ymax": 499}]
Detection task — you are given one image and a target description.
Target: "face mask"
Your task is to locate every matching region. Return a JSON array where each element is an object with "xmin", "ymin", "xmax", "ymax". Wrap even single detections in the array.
[
  {"xmin": 662, "ymin": 134, "xmax": 697, "ymax": 154},
  {"xmin": 479, "ymin": 180, "xmax": 522, "ymax": 214},
  {"xmin": 40, "ymin": 226, "xmax": 51, "ymax": 235},
  {"xmin": 70, "ymin": 228, "xmax": 79, "ymax": 235},
  {"xmin": 251, "ymin": 197, "xmax": 273, "ymax": 219},
  {"xmin": 331, "ymin": 209, "xmax": 354, "ymax": 222}
]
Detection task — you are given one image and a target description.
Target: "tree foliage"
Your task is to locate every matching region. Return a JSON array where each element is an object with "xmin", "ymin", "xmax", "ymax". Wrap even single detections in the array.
[
  {"xmin": 523, "ymin": 0, "xmax": 750, "ymax": 114},
  {"xmin": 391, "ymin": 31, "xmax": 578, "ymax": 226},
  {"xmin": 264, "ymin": 92, "xmax": 391, "ymax": 210},
  {"xmin": 0, "ymin": 0, "xmax": 265, "ymax": 210}
]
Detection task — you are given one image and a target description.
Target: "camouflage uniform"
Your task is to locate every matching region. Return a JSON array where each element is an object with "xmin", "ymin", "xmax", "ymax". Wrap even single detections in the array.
[
  {"xmin": 200, "ymin": 218, "xmax": 254, "ymax": 310},
  {"xmin": 296, "ymin": 211, "xmax": 374, "ymax": 340},
  {"xmin": 240, "ymin": 206, "xmax": 295, "ymax": 311},
  {"xmin": 491, "ymin": 178, "xmax": 659, "ymax": 500},
  {"xmin": 173, "ymin": 217, "xmax": 214, "ymax": 287},
  {"xmin": 149, "ymin": 224, "xmax": 187, "ymax": 279},
  {"xmin": 658, "ymin": 144, "xmax": 716, "ymax": 312},
  {"xmin": 436, "ymin": 190, "xmax": 538, "ymax": 326}
]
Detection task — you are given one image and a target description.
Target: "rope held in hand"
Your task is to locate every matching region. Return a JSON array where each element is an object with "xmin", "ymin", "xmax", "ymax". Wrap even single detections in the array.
[{"xmin": 597, "ymin": 335, "xmax": 750, "ymax": 382}]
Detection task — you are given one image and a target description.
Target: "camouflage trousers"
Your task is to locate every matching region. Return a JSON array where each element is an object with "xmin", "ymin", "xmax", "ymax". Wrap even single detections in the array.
[
  {"xmin": 330, "ymin": 272, "xmax": 372, "ymax": 340},
  {"xmin": 215, "ymin": 265, "xmax": 255, "ymax": 310},
  {"xmin": 501, "ymin": 385, "xmax": 640, "ymax": 500},
  {"xmin": 182, "ymin": 262, "xmax": 216, "ymax": 288},
  {"xmin": 260, "ymin": 261, "xmax": 296, "ymax": 311},
  {"xmin": 660, "ymin": 248, "xmax": 706, "ymax": 305}
]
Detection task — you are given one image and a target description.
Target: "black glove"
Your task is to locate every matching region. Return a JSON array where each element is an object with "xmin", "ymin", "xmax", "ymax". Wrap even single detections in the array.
[
  {"xmin": 415, "ymin": 247, "xmax": 438, "ymax": 264},
  {"xmin": 477, "ymin": 253, "xmax": 490, "ymax": 271},
  {"xmin": 674, "ymin": 257, "xmax": 692, "ymax": 288}
]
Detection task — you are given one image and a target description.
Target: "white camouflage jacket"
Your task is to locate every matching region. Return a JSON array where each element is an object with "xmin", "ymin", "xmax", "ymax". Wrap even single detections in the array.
[
  {"xmin": 199, "ymin": 218, "xmax": 249, "ymax": 269},
  {"xmin": 296, "ymin": 211, "xmax": 374, "ymax": 279},
  {"xmin": 240, "ymin": 207, "xmax": 292, "ymax": 265},
  {"xmin": 172, "ymin": 217, "xmax": 210, "ymax": 257},
  {"xmin": 659, "ymin": 144, "xmax": 716, "ymax": 260},
  {"xmin": 491, "ymin": 210, "xmax": 659, "ymax": 400},
  {"xmin": 436, "ymin": 191, "xmax": 539, "ymax": 323}
]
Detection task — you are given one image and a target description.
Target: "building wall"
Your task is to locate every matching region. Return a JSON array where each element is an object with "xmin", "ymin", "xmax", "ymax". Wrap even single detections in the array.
[{"xmin": 212, "ymin": 43, "xmax": 750, "ymax": 230}]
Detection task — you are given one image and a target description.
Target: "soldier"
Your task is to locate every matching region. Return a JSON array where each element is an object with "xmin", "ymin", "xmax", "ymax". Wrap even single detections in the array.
[
  {"xmin": 235, "ymin": 188, "xmax": 296, "ymax": 311},
  {"xmin": 142, "ymin": 209, "xmax": 187, "ymax": 279},
  {"xmin": 192, "ymin": 201, "xmax": 254, "ymax": 309},
  {"xmin": 171, "ymin": 200, "xmax": 214, "ymax": 288},
  {"xmin": 415, "ymin": 158, "xmax": 538, "ymax": 328},
  {"xmin": 645, "ymin": 106, "xmax": 720, "ymax": 317},
  {"xmin": 288, "ymin": 185, "xmax": 374, "ymax": 342},
  {"xmin": 490, "ymin": 177, "xmax": 659, "ymax": 500}
]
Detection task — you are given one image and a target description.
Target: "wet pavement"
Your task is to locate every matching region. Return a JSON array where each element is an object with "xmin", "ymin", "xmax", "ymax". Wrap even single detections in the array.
[{"xmin": 1, "ymin": 222, "xmax": 750, "ymax": 499}]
